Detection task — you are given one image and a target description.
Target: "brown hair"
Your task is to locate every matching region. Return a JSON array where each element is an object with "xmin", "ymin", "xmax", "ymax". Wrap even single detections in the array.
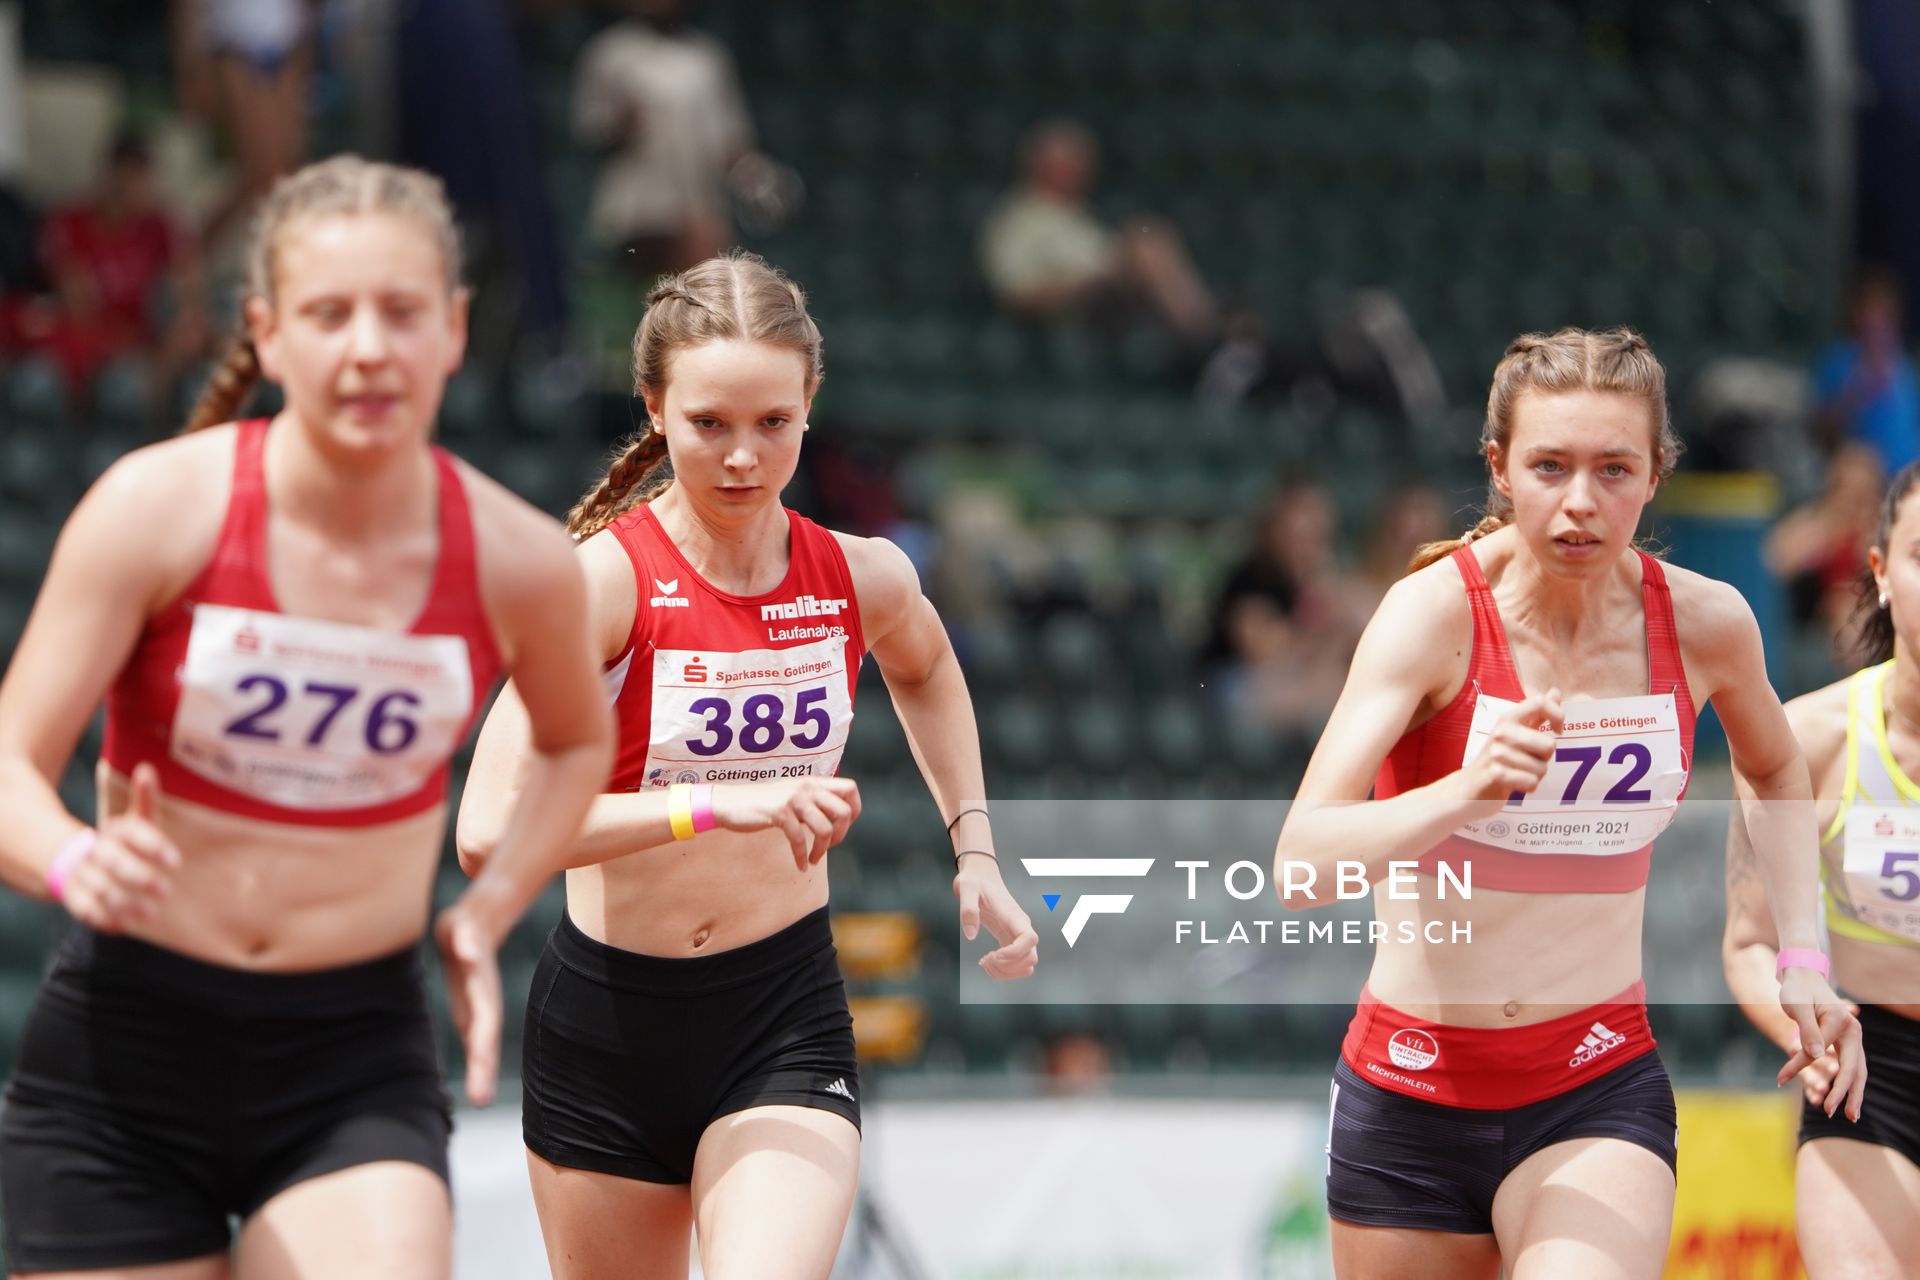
[
  {"xmin": 1852, "ymin": 460, "xmax": 1920, "ymax": 666},
  {"xmin": 566, "ymin": 249, "xmax": 824, "ymax": 540},
  {"xmin": 182, "ymin": 155, "xmax": 462, "ymax": 434},
  {"xmin": 1407, "ymin": 326, "xmax": 1679, "ymax": 573}
]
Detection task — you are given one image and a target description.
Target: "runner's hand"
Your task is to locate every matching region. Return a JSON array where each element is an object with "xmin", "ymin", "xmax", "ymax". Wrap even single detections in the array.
[
  {"xmin": 435, "ymin": 897, "xmax": 507, "ymax": 1106},
  {"xmin": 63, "ymin": 762, "xmax": 180, "ymax": 932},
  {"xmin": 712, "ymin": 776, "xmax": 862, "ymax": 871},
  {"xmin": 1457, "ymin": 688, "xmax": 1564, "ymax": 815},
  {"xmin": 955, "ymin": 853, "xmax": 1038, "ymax": 980},
  {"xmin": 1777, "ymin": 970, "xmax": 1865, "ymax": 1121}
]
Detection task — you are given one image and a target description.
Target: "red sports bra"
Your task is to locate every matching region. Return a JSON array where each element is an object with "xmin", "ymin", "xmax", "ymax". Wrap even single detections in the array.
[
  {"xmin": 600, "ymin": 503, "xmax": 865, "ymax": 792},
  {"xmin": 102, "ymin": 420, "xmax": 503, "ymax": 825},
  {"xmin": 1374, "ymin": 546, "xmax": 1696, "ymax": 893}
]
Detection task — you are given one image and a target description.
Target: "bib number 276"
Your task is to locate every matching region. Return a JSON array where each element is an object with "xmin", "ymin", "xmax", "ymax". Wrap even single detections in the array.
[{"xmin": 223, "ymin": 674, "xmax": 421, "ymax": 755}]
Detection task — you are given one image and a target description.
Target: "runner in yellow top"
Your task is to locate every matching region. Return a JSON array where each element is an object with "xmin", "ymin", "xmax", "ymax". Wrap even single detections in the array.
[{"xmin": 1726, "ymin": 462, "xmax": 1920, "ymax": 1278}]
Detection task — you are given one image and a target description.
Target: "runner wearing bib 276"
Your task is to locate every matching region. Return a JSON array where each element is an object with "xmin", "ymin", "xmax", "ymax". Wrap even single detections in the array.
[
  {"xmin": 1275, "ymin": 328, "xmax": 1862, "ymax": 1280},
  {"xmin": 1727, "ymin": 460, "xmax": 1920, "ymax": 1279},
  {"xmin": 457, "ymin": 251, "xmax": 1038, "ymax": 1280},
  {"xmin": 0, "ymin": 157, "xmax": 610, "ymax": 1280}
]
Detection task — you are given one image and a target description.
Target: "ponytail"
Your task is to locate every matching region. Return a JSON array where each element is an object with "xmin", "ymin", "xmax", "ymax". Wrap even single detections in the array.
[
  {"xmin": 181, "ymin": 334, "xmax": 262, "ymax": 434},
  {"xmin": 1406, "ymin": 513, "xmax": 1509, "ymax": 575},
  {"xmin": 567, "ymin": 429, "xmax": 673, "ymax": 540}
]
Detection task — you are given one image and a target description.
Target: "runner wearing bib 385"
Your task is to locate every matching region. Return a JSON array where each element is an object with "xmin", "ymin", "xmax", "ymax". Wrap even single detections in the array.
[
  {"xmin": 1727, "ymin": 460, "xmax": 1920, "ymax": 1278},
  {"xmin": 0, "ymin": 157, "xmax": 611, "ymax": 1280},
  {"xmin": 457, "ymin": 250, "xmax": 1038, "ymax": 1280},
  {"xmin": 1275, "ymin": 327, "xmax": 1861, "ymax": 1280}
]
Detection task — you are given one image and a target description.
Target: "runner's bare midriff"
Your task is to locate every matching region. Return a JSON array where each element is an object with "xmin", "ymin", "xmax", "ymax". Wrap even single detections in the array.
[
  {"xmin": 98, "ymin": 764, "xmax": 443, "ymax": 970},
  {"xmin": 566, "ymin": 826, "xmax": 831, "ymax": 958},
  {"xmin": 1367, "ymin": 878, "xmax": 1645, "ymax": 1025}
]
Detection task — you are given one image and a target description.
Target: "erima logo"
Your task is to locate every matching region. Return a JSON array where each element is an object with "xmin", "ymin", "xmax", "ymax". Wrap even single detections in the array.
[
  {"xmin": 651, "ymin": 578, "xmax": 690, "ymax": 608},
  {"xmin": 1019, "ymin": 858, "xmax": 1155, "ymax": 947},
  {"xmin": 761, "ymin": 595, "xmax": 848, "ymax": 621},
  {"xmin": 1569, "ymin": 1021, "xmax": 1628, "ymax": 1068},
  {"xmin": 823, "ymin": 1077, "xmax": 855, "ymax": 1102}
]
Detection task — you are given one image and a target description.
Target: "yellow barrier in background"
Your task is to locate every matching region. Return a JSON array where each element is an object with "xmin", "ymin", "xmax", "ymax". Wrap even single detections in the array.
[{"xmin": 1666, "ymin": 1090, "xmax": 1804, "ymax": 1279}]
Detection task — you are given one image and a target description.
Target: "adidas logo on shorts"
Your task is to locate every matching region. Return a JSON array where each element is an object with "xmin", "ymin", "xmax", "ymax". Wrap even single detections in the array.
[
  {"xmin": 823, "ymin": 1077, "xmax": 855, "ymax": 1102},
  {"xmin": 1569, "ymin": 1021, "xmax": 1628, "ymax": 1069}
]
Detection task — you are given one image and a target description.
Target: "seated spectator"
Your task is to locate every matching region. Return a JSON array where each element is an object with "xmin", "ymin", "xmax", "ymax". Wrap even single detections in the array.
[
  {"xmin": 1765, "ymin": 441, "xmax": 1884, "ymax": 640},
  {"xmin": 1203, "ymin": 481, "xmax": 1368, "ymax": 733},
  {"xmin": 979, "ymin": 119, "xmax": 1217, "ymax": 345},
  {"xmin": 1814, "ymin": 266, "xmax": 1920, "ymax": 475},
  {"xmin": 1355, "ymin": 482, "xmax": 1453, "ymax": 608},
  {"xmin": 8, "ymin": 134, "xmax": 210, "ymax": 409},
  {"xmin": 573, "ymin": 0, "xmax": 794, "ymax": 277}
]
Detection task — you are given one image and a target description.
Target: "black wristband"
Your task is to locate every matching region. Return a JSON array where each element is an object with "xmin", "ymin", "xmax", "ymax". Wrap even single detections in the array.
[
  {"xmin": 946, "ymin": 806, "xmax": 990, "ymax": 835},
  {"xmin": 954, "ymin": 849, "xmax": 998, "ymax": 868}
]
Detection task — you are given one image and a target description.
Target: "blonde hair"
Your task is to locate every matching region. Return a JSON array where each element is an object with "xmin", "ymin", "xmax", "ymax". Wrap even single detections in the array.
[
  {"xmin": 182, "ymin": 155, "xmax": 462, "ymax": 434},
  {"xmin": 1407, "ymin": 326, "xmax": 1679, "ymax": 573},
  {"xmin": 566, "ymin": 250, "xmax": 824, "ymax": 540}
]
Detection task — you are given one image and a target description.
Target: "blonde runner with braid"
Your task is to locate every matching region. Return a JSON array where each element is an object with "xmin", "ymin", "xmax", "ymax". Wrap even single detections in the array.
[
  {"xmin": 0, "ymin": 153, "xmax": 612, "ymax": 1278},
  {"xmin": 459, "ymin": 249, "xmax": 1037, "ymax": 1280}
]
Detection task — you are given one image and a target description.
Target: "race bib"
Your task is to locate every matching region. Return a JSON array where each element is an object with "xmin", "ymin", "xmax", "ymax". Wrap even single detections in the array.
[
  {"xmin": 170, "ymin": 604, "xmax": 474, "ymax": 810},
  {"xmin": 1841, "ymin": 806, "xmax": 1920, "ymax": 942},
  {"xmin": 640, "ymin": 637, "xmax": 853, "ymax": 787},
  {"xmin": 1455, "ymin": 692, "xmax": 1686, "ymax": 855}
]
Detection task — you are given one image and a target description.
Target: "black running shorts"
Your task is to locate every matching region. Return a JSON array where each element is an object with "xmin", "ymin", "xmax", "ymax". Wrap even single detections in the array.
[
  {"xmin": 0, "ymin": 927, "xmax": 450, "ymax": 1274},
  {"xmin": 522, "ymin": 906, "xmax": 861, "ymax": 1184},
  {"xmin": 1326, "ymin": 1047, "xmax": 1677, "ymax": 1234},
  {"xmin": 1800, "ymin": 1002, "xmax": 1920, "ymax": 1167}
]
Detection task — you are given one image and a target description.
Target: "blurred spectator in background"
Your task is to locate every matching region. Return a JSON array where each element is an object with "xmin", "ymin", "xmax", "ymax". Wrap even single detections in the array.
[
  {"xmin": 1202, "ymin": 481, "xmax": 1368, "ymax": 733},
  {"xmin": 2, "ymin": 134, "xmax": 209, "ymax": 408},
  {"xmin": 574, "ymin": 0, "xmax": 795, "ymax": 277},
  {"xmin": 171, "ymin": 0, "xmax": 313, "ymax": 255},
  {"xmin": 1041, "ymin": 1031, "xmax": 1114, "ymax": 1097},
  {"xmin": 1356, "ymin": 482, "xmax": 1453, "ymax": 608},
  {"xmin": 980, "ymin": 119, "xmax": 1218, "ymax": 347},
  {"xmin": 1765, "ymin": 441, "xmax": 1884, "ymax": 640},
  {"xmin": 396, "ymin": 0, "xmax": 569, "ymax": 354},
  {"xmin": 1814, "ymin": 267, "xmax": 1920, "ymax": 474}
]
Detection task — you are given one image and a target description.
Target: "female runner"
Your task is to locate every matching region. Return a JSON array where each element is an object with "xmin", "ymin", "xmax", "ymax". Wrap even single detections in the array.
[
  {"xmin": 458, "ymin": 250, "xmax": 1037, "ymax": 1280},
  {"xmin": 1727, "ymin": 460, "xmax": 1920, "ymax": 1278},
  {"xmin": 1275, "ymin": 327, "xmax": 1863, "ymax": 1279},
  {"xmin": 0, "ymin": 155, "xmax": 610, "ymax": 1278}
]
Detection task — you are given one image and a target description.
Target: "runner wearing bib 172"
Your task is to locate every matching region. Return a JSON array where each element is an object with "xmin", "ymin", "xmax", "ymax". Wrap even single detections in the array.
[
  {"xmin": 456, "ymin": 250, "xmax": 1039, "ymax": 1280},
  {"xmin": 0, "ymin": 156, "xmax": 611, "ymax": 1280},
  {"xmin": 1727, "ymin": 460, "xmax": 1920, "ymax": 1279},
  {"xmin": 1274, "ymin": 327, "xmax": 1862, "ymax": 1280}
]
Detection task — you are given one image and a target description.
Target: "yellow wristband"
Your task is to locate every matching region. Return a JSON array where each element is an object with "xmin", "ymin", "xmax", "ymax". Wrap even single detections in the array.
[{"xmin": 668, "ymin": 783, "xmax": 698, "ymax": 842}]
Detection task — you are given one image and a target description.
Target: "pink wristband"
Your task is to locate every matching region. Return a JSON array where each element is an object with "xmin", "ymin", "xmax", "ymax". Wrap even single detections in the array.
[
  {"xmin": 690, "ymin": 783, "xmax": 717, "ymax": 834},
  {"xmin": 45, "ymin": 828, "xmax": 98, "ymax": 902},
  {"xmin": 1776, "ymin": 948, "xmax": 1830, "ymax": 980}
]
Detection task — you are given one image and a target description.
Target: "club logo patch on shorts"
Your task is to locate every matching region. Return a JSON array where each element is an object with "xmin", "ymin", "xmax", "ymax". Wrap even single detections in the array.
[{"xmin": 1386, "ymin": 1028, "xmax": 1439, "ymax": 1071}]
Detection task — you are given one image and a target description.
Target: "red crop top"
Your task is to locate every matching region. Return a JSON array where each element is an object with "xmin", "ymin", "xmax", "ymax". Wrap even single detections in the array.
[
  {"xmin": 600, "ymin": 504, "xmax": 865, "ymax": 792},
  {"xmin": 1374, "ymin": 546, "xmax": 1696, "ymax": 893},
  {"xmin": 102, "ymin": 420, "xmax": 502, "ymax": 825}
]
